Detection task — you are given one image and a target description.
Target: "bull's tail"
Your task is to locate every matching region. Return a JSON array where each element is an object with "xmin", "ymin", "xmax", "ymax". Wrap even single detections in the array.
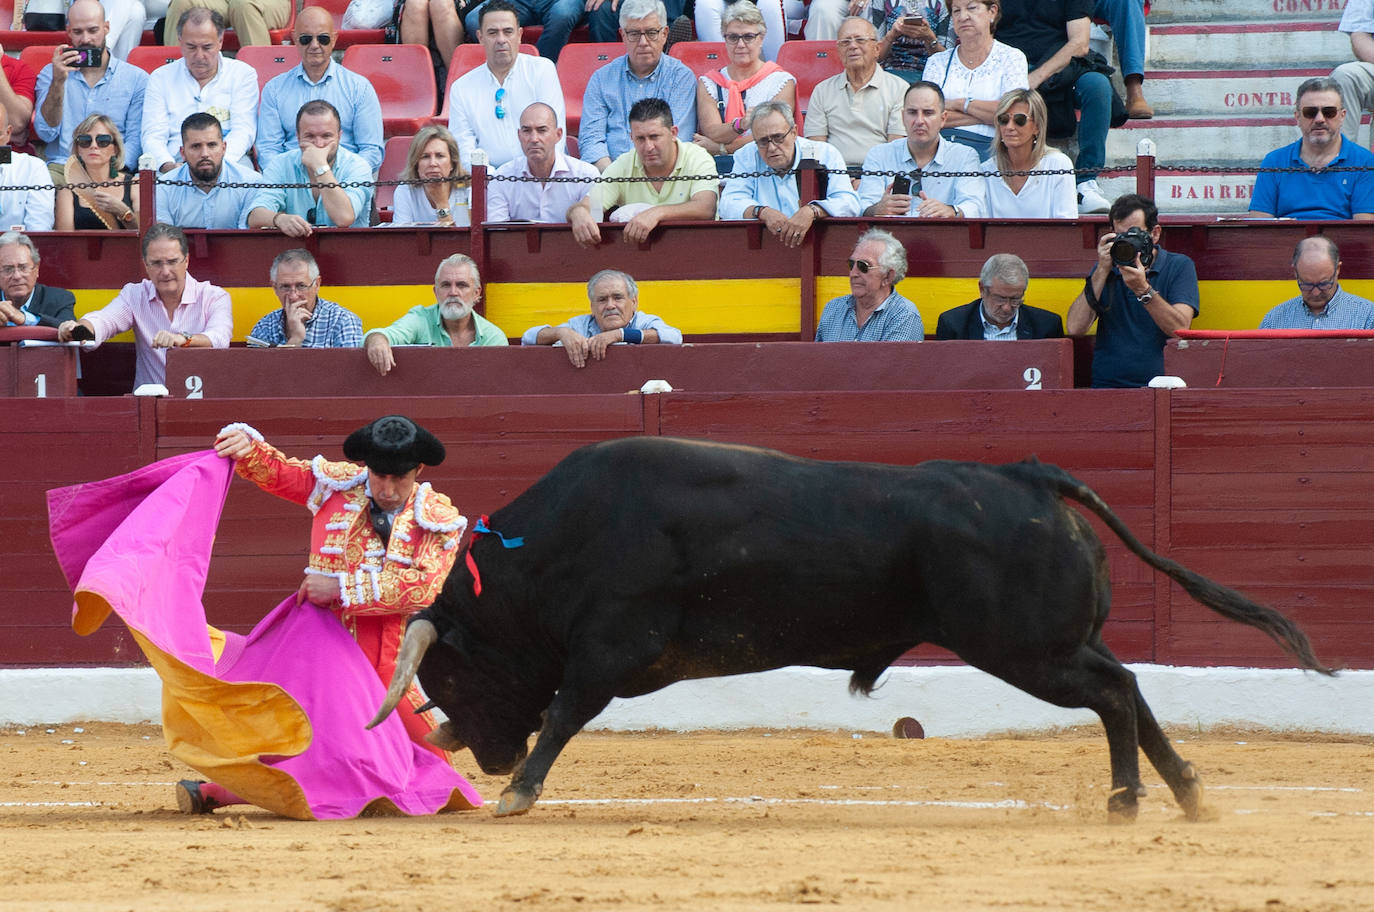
[{"xmin": 1033, "ymin": 463, "xmax": 1335, "ymax": 676}]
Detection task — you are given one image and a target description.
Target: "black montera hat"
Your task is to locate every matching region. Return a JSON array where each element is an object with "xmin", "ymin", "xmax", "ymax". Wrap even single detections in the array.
[{"xmin": 343, "ymin": 415, "xmax": 445, "ymax": 476}]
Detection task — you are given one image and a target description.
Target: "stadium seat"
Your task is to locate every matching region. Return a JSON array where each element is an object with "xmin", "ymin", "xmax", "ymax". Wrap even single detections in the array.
[
  {"xmin": 304, "ymin": 0, "xmax": 385, "ymax": 48},
  {"xmin": 217, "ymin": 1, "xmax": 296, "ymax": 51},
  {"xmin": 554, "ymin": 42, "xmax": 620, "ymax": 140},
  {"xmin": 127, "ymin": 46, "xmax": 184, "ymax": 74},
  {"xmin": 668, "ymin": 41, "xmax": 727, "ymax": 77},
  {"xmin": 375, "ymin": 133, "xmax": 412, "ymax": 221},
  {"xmin": 0, "ymin": 0, "xmax": 64, "ymax": 48},
  {"xmin": 235, "ymin": 45, "xmax": 298, "ymax": 94},
  {"xmin": 18, "ymin": 45, "xmax": 60, "ymax": 78},
  {"xmin": 437, "ymin": 42, "xmax": 540, "ymax": 120},
  {"xmin": 340, "ymin": 44, "xmax": 437, "ymax": 137},
  {"xmin": 775, "ymin": 40, "xmax": 842, "ymax": 120}
]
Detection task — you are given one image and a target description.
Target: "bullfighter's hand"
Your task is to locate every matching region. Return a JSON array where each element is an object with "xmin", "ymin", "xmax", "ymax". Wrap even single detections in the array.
[
  {"xmin": 298, "ymin": 573, "xmax": 341, "ymax": 607},
  {"xmin": 213, "ymin": 427, "xmax": 255, "ymax": 460}
]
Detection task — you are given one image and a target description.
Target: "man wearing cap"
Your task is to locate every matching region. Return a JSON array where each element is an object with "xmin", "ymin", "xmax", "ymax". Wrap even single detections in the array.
[{"xmin": 182, "ymin": 415, "xmax": 465, "ymax": 813}]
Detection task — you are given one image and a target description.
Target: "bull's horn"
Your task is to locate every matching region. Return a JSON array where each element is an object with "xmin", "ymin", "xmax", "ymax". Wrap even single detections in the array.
[{"xmin": 366, "ymin": 619, "xmax": 437, "ymax": 730}]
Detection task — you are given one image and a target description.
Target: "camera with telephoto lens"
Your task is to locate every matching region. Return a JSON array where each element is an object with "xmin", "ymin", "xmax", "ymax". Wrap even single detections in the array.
[{"xmin": 1109, "ymin": 226, "xmax": 1155, "ymax": 269}]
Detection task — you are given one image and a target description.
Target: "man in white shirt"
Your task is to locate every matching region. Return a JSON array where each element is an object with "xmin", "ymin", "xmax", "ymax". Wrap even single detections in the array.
[
  {"xmin": 447, "ymin": 0, "xmax": 566, "ymax": 170},
  {"xmin": 0, "ymin": 107, "xmax": 56, "ymax": 232},
  {"xmin": 858, "ymin": 81, "xmax": 983, "ymax": 218},
  {"xmin": 142, "ymin": 7, "xmax": 260, "ymax": 173},
  {"xmin": 488, "ymin": 102, "xmax": 599, "ymax": 222}
]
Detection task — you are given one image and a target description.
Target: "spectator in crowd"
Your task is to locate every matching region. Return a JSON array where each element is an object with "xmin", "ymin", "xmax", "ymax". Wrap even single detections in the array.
[
  {"xmin": 521, "ymin": 268, "xmax": 683, "ymax": 367},
  {"xmin": 488, "ymin": 101, "xmax": 600, "ymax": 222},
  {"xmin": 867, "ymin": 0, "xmax": 952, "ymax": 83},
  {"xmin": 579, "ymin": 0, "xmax": 698, "ymax": 171},
  {"xmin": 934, "ymin": 252, "xmax": 1064, "ymax": 339},
  {"xmin": 462, "ymin": 0, "xmax": 581, "ymax": 62},
  {"xmin": 0, "ymin": 32, "xmax": 38, "ymax": 154},
  {"xmin": 696, "ymin": 0, "xmax": 798, "ymax": 64},
  {"xmin": 35, "ymin": 0, "xmax": 148, "ymax": 186},
  {"xmin": 0, "ymin": 232, "xmax": 75, "ymax": 329},
  {"xmin": 995, "ymin": 0, "xmax": 1113, "ymax": 213},
  {"xmin": 570, "ymin": 97, "xmax": 718, "ymax": 246},
  {"xmin": 980, "ymin": 88, "xmax": 1076, "ymax": 219},
  {"xmin": 692, "ymin": 1, "xmax": 796, "ymax": 172},
  {"xmin": 1096, "ymin": 0, "xmax": 1151, "ymax": 119},
  {"xmin": 143, "ymin": 8, "xmax": 259, "ymax": 173},
  {"xmin": 1066, "ymin": 193, "xmax": 1197, "ymax": 388},
  {"xmin": 55, "ymin": 114, "xmax": 135, "ymax": 230},
  {"xmin": 247, "ymin": 100, "xmax": 373, "ymax": 234},
  {"xmin": 1333, "ymin": 0, "xmax": 1374, "ymax": 149},
  {"xmin": 859, "ymin": 80, "xmax": 983, "ymax": 217},
  {"xmin": 364, "ymin": 254, "xmax": 508, "ymax": 376},
  {"xmin": 0, "ymin": 107, "xmax": 56, "ymax": 232},
  {"xmin": 920, "ymin": 0, "xmax": 1028, "ymax": 162},
  {"xmin": 31, "ymin": 0, "xmax": 151, "ymax": 61},
  {"xmin": 155, "ymin": 113, "xmax": 262, "ymax": 228},
  {"xmin": 247, "ymin": 249, "xmax": 364, "ymax": 347},
  {"xmin": 392, "ymin": 126, "xmax": 471, "ymax": 226},
  {"xmin": 256, "ymin": 6, "xmax": 384, "ymax": 173},
  {"xmin": 395, "ymin": 0, "xmax": 465, "ymax": 70},
  {"xmin": 1259, "ymin": 237, "xmax": 1374, "ymax": 330},
  {"xmin": 57, "ymin": 222, "xmax": 232, "ymax": 390},
  {"xmin": 448, "ymin": 0, "xmax": 567, "ymax": 170},
  {"xmin": 815, "ymin": 227, "xmax": 923, "ymax": 341},
  {"xmin": 1247, "ymin": 77, "xmax": 1374, "ymax": 220},
  {"xmin": 163, "ymin": 0, "xmax": 291, "ymax": 46},
  {"xmin": 803, "ymin": 16, "xmax": 907, "ymax": 172},
  {"xmin": 719, "ymin": 101, "xmax": 860, "ymax": 247}
]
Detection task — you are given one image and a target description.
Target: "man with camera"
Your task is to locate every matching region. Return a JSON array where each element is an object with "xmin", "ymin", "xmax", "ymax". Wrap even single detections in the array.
[
  {"xmin": 35, "ymin": 0, "xmax": 148, "ymax": 187},
  {"xmin": 1066, "ymin": 193, "xmax": 1198, "ymax": 388}
]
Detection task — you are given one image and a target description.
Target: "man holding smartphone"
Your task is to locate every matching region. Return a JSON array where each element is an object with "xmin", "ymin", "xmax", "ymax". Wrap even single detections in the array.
[
  {"xmin": 858, "ymin": 80, "xmax": 983, "ymax": 217},
  {"xmin": 35, "ymin": 0, "xmax": 148, "ymax": 187}
]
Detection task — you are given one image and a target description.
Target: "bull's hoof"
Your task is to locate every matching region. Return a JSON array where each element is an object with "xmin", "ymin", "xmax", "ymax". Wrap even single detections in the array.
[
  {"xmin": 424, "ymin": 721, "xmax": 465, "ymax": 752},
  {"xmin": 1175, "ymin": 762, "xmax": 1208, "ymax": 821},
  {"xmin": 495, "ymin": 786, "xmax": 539, "ymax": 817},
  {"xmin": 1106, "ymin": 785, "xmax": 1139, "ymax": 824}
]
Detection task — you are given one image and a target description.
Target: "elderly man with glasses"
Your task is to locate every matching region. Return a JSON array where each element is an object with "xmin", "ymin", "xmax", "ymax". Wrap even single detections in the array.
[
  {"xmin": 935, "ymin": 253, "xmax": 1064, "ymax": 340},
  {"xmin": 1259, "ymin": 237, "xmax": 1374, "ymax": 330},
  {"xmin": 1247, "ymin": 76, "xmax": 1374, "ymax": 220},
  {"xmin": 256, "ymin": 6, "xmax": 384, "ymax": 172},
  {"xmin": 815, "ymin": 227, "xmax": 922, "ymax": 342},
  {"xmin": 0, "ymin": 232, "xmax": 75, "ymax": 329},
  {"xmin": 803, "ymin": 16, "xmax": 907, "ymax": 174},
  {"xmin": 245, "ymin": 249, "xmax": 363, "ymax": 348},
  {"xmin": 719, "ymin": 101, "xmax": 859, "ymax": 248}
]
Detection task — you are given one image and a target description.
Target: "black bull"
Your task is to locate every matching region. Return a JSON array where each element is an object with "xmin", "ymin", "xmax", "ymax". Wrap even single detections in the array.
[{"xmin": 371, "ymin": 437, "xmax": 1332, "ymax": 818}]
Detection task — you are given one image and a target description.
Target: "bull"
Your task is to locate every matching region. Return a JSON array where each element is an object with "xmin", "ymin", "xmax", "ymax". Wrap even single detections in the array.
[{"xmin": 370, "ymin": 437, "xmax": 1332, "ymax": 819}]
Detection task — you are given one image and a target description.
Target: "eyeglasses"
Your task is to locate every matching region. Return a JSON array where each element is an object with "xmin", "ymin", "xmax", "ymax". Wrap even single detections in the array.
[
  {"xmin": 754, "ymin": 127, "xmax": 794, "ymax": 148},
  {"xmin": 495, "ymin": 86, "xmax": 506, "ymax": 120},
  {"xmin": 145, "ymin": 256, "xmax": 186, "ymax": 270},
  {"xmin": 723, "ymin": 32, "xmax": 762, "ymax": 44},
  {"xmin": 1300, "ymin": 105, "xmax": 1340, "ymax": 120},
  {"xmin": 0, "ymin": 262, "xmax": 34, "ymax": 276},
  {"xmin": 274, "ymin": 280, "xmax": 317, "ymax": 294},
  {"xmin": 996, "ymin": 112, "xmax": 1030, "ymax": 127},
  {"xmin": 623, "ymin": 27, "xmax": 665, "ymax": 43},
  {"xmin": 983, "ymin": 292, "xmax": 1024, "ymax": 308},
  {"xmin": 74, "ymin": 133, "xmax": 115, "ymax": 148},
  {"xmin": 296, "ymin": 33, "xmax": 332, "ymax": 46},
  {"xmin": 1296, "ymin": 274, "xmax": 1337, "ymax": 292},
  {"xmin": 847, "ymin": 258, "xmax": 876, "ymax": 273},
  {"xmin": 837, "ymin": 36, "xmax": 876, "ymax": 47}
]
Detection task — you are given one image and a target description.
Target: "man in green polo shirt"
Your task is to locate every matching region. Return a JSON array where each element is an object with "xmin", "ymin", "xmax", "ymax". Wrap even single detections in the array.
[{"xmin": 364, "ymin": 253, "xmax": 509, "ymax": 376}]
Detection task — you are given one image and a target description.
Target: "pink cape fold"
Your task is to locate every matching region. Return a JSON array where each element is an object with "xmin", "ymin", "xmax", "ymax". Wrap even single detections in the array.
[{"xmin": 47, "ymin": 450, "xmax": 483, "ymax": 819}]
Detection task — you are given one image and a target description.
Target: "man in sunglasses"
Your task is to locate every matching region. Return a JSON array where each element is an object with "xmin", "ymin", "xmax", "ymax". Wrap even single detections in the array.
[
  {"xmin": 256, "ymin": 6, "xmax": 383, "ymax": 173},
  {"xmin": 1259, "ymin": 237, "xmax": 1374, "ymax": 330},
  {"xmin": 1247, "ymin": 76, "xmax": 1374, "ymax": 220},
  {"xmin": 815, "ymin": 227, "xmax": 923, "ymax": 342},
  {"xmin": 247, "ymin": 99, "xmax": 374, "ymax": 234},
  {"xmin": 35, "ymin": 0, "xmax": 148, "ymax": 187}
]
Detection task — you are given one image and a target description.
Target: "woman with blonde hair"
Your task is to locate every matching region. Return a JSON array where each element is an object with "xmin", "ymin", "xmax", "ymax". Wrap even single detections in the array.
[
  {"xmin": 56, "ymin": 114, "xmax": 139, "ymax": 231},
  {"xmin": 392, "ymin": 125, "xmax": 471, "ymax": 227},
  {"xmin": 980, "ymin": 88, "xmax": 1075, "ymax": 219}
]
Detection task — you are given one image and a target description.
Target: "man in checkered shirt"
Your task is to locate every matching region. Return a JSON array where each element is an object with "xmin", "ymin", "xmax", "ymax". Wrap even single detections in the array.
[
  {"xmin": 247, "ymin": 248, "xmax": 363, "ymax": 347},
  {"xmin": 1259, "ymin": 236, "xmax": 1374, "ymax": 330}
]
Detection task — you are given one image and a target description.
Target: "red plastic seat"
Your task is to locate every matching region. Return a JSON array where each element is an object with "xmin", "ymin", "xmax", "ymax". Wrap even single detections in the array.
[
  {"xmin": 234, "ymin": 45, "xmax": 299, "ymax": 94},
  {"xmin": 668, "ymin": 41, "xmax": 727, "ymax": 77},
  {"xmin": 375, "ymin": 133, "xmax": 412, "ymax": 220},
  {"xmin": 218, "ymin": 1, "xmax": 296, "ymax": 51},
  {"xmin": 554, "ymin": 42, "xmax": 620, "ymax": 140},
  {"xmin": 0, "ymin": 0, "xmax": 65, "ymax": 48},
  {"xmin": 18, "ymin": 45, "xmax": 60, "ymax": 78},
  {"xmin": 775, "ymin": 40, "xmax": 841, "ymax": 120},
  {"xmin": 340, "ymin": 43, "xmax": 437, "ymax": 137},
  {"xmin": 303, "ymin": 0, "xmax": 385, "ymax": 49},
  {"xmin": 437, "ymin": 42, "xmax": 539, "ymax": 119},
  {"xmin": 126, "ymin": 46, "xmax": 185, "ymax": 74}
]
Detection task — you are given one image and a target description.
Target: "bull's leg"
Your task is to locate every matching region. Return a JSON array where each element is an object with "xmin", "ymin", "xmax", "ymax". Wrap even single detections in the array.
[
  {"xmin": 1130, "ymin": 680, "xmax": 1206, "ymax": 820},
  {"xmin": 496, "ymin": 683, "xmax": 615, "ymax": 817}
]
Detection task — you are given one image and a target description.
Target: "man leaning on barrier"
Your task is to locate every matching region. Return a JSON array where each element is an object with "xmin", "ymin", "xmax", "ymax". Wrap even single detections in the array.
[
  {"xmin": 0, "ymin": 232, "xmax": 75, "ymax": 329},
  {"xmin": 858, "ymin": 80, "xmax": 983, "ymax": 219},
  {"xmin": 521, "ymin": 268, "xmax": 682, "ymax": 367}
]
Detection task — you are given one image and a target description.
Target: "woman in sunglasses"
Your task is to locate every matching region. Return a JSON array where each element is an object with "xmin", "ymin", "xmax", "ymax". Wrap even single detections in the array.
[
  {"xmin": 56, "ymin": 114, "xmax": 139, "ymax": 231},
  {"xmin": 391, "ymin": 125, "xmax": 470, "ymax": 227},
  {"xmin": 980, "ymin": 88, "xmax": 1075, "ymax": 220},
  {"xmin": 921, "ymin": 0, "xmax": 1027, "ymax": 163}
]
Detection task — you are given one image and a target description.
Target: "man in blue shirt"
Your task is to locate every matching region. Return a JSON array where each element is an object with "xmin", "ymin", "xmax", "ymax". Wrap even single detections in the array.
[
  {"xmin": 247, "ymin": 100, "xmax": 374, "ymax": 234},
  {"xmin": 815, "ymin": 228, "xmax": 923, "ymax": 342},
  {"xmin": 34, "ymin": 0, "xmax": 148, "ymax": 186},
  {"xmin": 255, "ymin": 6, "xmax": 384, "ymax": 172},
  {"xmin": 1259, "ymin": 237, "xmax": 1374, "ymax": 330},
  {"xmin": 521, "ymin": 268, "xmax": 682, "ymax": 366},
  {"xmin": 156, "ymin": 113, "xmax": 263, "ymax": 228},
  {"xmin": 247, "ymin": 249, "xmax": 364, "ymax": 347},
  {"xmin": 1066, "ymin": 193, "xmax": 1199, "ymax": 388},
  {"xmin": 578, "ymin": 0, "xmax": 697, "ymax": 170},
  {"xmin": 1248, "ymin": 77, "xmax": 1374, "ymax": 220}
]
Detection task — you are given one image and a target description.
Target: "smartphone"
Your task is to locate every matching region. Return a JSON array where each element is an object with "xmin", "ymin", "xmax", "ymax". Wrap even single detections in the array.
[
  {"xmin": 891, "ymin": 173, "xmax": 911, "ymax": 195},
  {"xmin": 0, "ymin": 147, "xmax": 9, "ymax": 165},
  {"xmin": 902, "ymin": 14, "xmax": 925, "ymax": 26},
  {"xmin": 72, "ymin": 46, "xmax": 103, "ymax": 67},
  {"xmin": 70, "ymin": 324, "xmax": 95, "ymax": 342}
]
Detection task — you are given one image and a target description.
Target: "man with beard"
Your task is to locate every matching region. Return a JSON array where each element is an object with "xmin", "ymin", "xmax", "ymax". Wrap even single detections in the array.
[
  {"xmin": 363, "ymin": 254, "xmax": 508, "ymax": 376},
  {"xmin": 858, "ymin": 81, "xmax": 983, "ymax": 219},
  {"xmin": 521, "ymin": 268, "xmax": 681, "ymax": 367},
  {"xmin": 247, "ymin": 99, "xmax": 373, "ymax": 234},
  {"xmin": 156, "ymin": 113, "xmax": 262, "ymax": 228},
  {"xmin": 1247, "ymin": 77, "xmax": 1374, "ymax": 220},
  {"xmin": 247, "ymin": 249, "xmax": 363, "ymax": 347}
]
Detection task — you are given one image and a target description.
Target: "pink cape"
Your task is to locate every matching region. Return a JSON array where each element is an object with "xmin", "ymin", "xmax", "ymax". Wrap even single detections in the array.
[{"xmin": 47, "ymin": 450, "xmax": 483, "ymax": 819}]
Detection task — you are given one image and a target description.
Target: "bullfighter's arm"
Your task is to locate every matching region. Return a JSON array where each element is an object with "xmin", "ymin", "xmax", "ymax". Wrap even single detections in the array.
[{"xmin": 215, "ymin": 423, "xmax": 319, "ymax": 506}]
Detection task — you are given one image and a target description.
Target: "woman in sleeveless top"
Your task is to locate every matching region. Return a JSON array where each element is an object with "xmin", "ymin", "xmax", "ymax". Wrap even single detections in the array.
[
  {"xmin": 980, "ymin": 89, "xmax": 1076, "ymax": 219},
  {"xmin": 55, "ymin": 114, "xmax": 139, "ymax": 231},
  {"xmin": 391, "ymin": 125, "xmax": 471, "ymax": 227}
]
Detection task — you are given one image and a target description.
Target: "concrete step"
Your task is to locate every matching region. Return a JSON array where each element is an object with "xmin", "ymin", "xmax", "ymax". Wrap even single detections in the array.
[
  {"xmin": 1098, "ymin": 172, "xmax": 1253, "ymax": 214},
  {"xmin": 1103, "ymin": 116, "xmax": 1297, "ymax": 166},
  {"xmin": 1148, "ymin": 21, "xmax": 1348, "ymax": 70},
  {"xmin": 1141, "ymin": 68, "xmax": 1327, "ymax": 117},
  {"xmin": 1145, "ymin": 0, "xmax": 1344, "ymax": 24}
]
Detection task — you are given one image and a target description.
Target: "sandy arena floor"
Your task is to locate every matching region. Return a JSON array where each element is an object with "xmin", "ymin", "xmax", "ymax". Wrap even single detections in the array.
[{"xmin": 1, "ymin": 723, "xmax": 1372, "ymax": 912}]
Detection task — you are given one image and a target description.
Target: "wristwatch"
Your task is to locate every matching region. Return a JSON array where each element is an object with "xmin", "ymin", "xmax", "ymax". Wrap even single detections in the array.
[
  {"xmin": 1136, "ymin": 288, "xmax": 1155, "ymax": 305},
  {"xmin": 435, "ymin": 208, "xmax": 451, "ymax": 219},
  {"xmin": 312, "ymin": 164, "xmax": 329, "ymax": 177}
]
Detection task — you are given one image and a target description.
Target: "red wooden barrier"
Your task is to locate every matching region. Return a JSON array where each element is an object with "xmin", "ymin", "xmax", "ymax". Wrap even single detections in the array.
[{"xmin": 1165, "ymin": 338, "xmax": 1374, "ymax": 388}]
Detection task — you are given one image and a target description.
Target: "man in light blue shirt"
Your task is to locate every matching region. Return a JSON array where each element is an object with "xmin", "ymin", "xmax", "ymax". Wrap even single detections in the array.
[
  {"xmin": 858, "ymin": 81, "xmax": 983, "ymax": 219},
  {"xmin": 34, "ymin": 0, "xmax": 148, "ymax": 185},
  {"xmin": 719, "ymin": 101, "xmax": 860, "ymax": 248},
  {"xmin": 1259, "ymin": 236, "xmax": 1374, "ymax": 330},
  {"xmin": 247, "ymin": 100, "xmax": 373, "ymax": 233},
  {"xmin": 521, "ymin": 268, "xmax": 682, "ymax": 367},
  {"xmin": 255, "ymin": 6, "xmax": 384, "ymax": 172},
  {"xmin": 578, "ymin": 0, "xmax": 697, "ymax": 170},
  {"xmin": 157, "ymin": 113, "xmax": 263, "ymax": 228}
]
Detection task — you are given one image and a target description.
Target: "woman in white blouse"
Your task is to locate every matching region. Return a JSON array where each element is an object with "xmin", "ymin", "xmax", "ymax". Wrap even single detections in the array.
[
  {"xmin": 921, "ymin": 0, "xmax": 1028, "ymax": 162},
  {"xmin": 980, "ymin": 89, "xmax": 1076, "ymax": 220},
  {"xmin": 392, "ymin": 126, "xmax": 471, "ymax": 227}
]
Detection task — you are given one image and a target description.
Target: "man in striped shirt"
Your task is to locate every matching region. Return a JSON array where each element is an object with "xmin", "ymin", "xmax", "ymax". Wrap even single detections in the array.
[{"xmin": 1260, "ymin": 236, "xmax": 1374, "ymax": 330}]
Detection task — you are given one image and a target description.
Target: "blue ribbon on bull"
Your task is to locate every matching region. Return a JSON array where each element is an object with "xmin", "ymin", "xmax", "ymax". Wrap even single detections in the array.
[{"xmin": 466, "ymin": 515, "xmax": 523, "ymax": 597}]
